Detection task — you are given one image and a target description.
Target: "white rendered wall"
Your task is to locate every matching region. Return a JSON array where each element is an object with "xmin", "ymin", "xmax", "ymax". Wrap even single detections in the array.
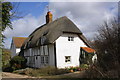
[
  {"xmin": 11, "ymin": 41, "xmax": 21, "ymax": 58},
  {"xmin": 16, "ymin": 48, "xmax": 20, "ymax": 55},
  {"xmin": 10, "ymin": 43, "xmax": 16, "ymax": 58},
  {"xmin": 56, "ymin": 33, "xmax": 87, "ymax": 68}
]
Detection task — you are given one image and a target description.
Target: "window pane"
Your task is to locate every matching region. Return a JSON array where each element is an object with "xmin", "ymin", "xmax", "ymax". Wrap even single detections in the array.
[
  {"xmin": 71, "ymin": 37, "xmax": 74, "ymax": 41},
  {"xmin": 41, "ymin": 56, "xmax": 44, "ymax": 64},
  {"xmin": 68, "ymin": 37, "xmax": 70, "ymax": 41},
  {"xmin": 68, "ymin": 36, "xmax": 74, "ymax": 41},
  {"xmin": 45, "ymin": 56, "xmax": 49, "ymax": 64}
]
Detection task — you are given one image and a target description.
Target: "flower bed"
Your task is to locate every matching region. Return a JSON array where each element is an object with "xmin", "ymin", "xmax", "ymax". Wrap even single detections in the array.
[{"xmin": 65, "ymin": 64, "xmax": 89, "ymax": 72}]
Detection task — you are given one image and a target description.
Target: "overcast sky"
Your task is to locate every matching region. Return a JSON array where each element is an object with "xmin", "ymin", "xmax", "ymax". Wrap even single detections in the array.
[{"xmin": 3, "ymin": 2, "xmax": 118, "ymax": 49}]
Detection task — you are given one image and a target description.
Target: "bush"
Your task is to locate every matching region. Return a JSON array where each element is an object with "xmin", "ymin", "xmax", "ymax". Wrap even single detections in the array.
[
  {"xmin": 10, "ymin": 56, "xmax": 27, "ymax": 70},
  {"xmin": 80, "ymin": 64, "xmax": 89, "ymax": 69},
  {"xmin": 2, "ymin": 63, "xmax": 13, "ymax": 72}
]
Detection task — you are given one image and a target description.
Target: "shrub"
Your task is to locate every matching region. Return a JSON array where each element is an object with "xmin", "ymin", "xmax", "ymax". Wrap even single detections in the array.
[
  {"xmin": 10, "ymin": 56, "xmax": 27, "ymax": 70},
  {"xmin": 2, "ymin": 63, "xmax": 13, "ymax": 72},
  {"xmin": 80, "ymin": 64, "xmax": 89, "ymax": 69},
  {"xmin": 66, "ymin": 66, "xmax": 87, "ymax": 72}
]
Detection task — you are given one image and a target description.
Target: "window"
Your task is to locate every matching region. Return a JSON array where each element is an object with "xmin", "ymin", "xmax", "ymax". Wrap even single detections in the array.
[
  {"xmin": 68, "ymin": 36, "xmax": 74, "ymax": 41},
  {"xmin": 65, "ymin": 56, "xmax": 71, "ymax": 63},
  {"xmin": 41, "ymin": 36, "xmax": 47, "ymax": 45},
  {"xmin": 41, "ymin": 56, "xmax": 44, "ymax": 64},
  {"xmin": 41, "ymin": 56, "xmax": 49, "ymax": 64},
  {"xmin": 45, "ymin": 56, "xmax": 49, "ymax": 64}
]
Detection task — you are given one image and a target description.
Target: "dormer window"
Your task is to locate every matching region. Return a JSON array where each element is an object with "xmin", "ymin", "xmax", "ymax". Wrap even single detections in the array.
[
  {"xmin": 68, "ymin": 36, "xmax": 74, "ymax": 41},
  {"xmin": 41, "ymin": 36, "xmax": 46, "ymax": 45}
]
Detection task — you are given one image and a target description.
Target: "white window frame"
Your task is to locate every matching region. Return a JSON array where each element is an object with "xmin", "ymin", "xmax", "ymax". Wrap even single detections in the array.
[
  {"xmin": 65, "ymin": 56, "xmax": 71, "ymax": 63},
  {"xmin": 68, "ymin": 36, "xmax": 74, "ymax": 41}
]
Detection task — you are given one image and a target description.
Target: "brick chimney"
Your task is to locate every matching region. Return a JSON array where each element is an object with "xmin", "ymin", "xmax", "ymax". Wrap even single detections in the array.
[{"xmin": 46, "ymin": 11, "xmax": 52, "ymax": 24}]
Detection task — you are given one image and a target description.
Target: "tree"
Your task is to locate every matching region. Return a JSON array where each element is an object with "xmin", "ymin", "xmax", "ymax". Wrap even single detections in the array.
[
  {"xmin": 2, "ymin": 48, "xmax": 11, "ymax": 66},
  {"xmin": 2, "ymin": 2, "xmax": 13, "ymax": 30},
  {"xmin": 1, "ymin": 2, "xmax": 13, "ymax": 41},
  {"xmin": 93, "ymin": 18, "xmax": 120, "ymax": 77}
]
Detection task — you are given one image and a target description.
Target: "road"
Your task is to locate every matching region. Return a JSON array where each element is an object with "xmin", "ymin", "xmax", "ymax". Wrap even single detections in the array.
[{"xmin": 2, "ymin": 70, "xmax": 86, "ymax": 78}]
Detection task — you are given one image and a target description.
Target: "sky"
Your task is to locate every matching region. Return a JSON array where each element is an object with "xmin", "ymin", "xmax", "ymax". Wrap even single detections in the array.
[{"xmin": 3, "ymin": 2, "xmax": 118, "ymax": 49}]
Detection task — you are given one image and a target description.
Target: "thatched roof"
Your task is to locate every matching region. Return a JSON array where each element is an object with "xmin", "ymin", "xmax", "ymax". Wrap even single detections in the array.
[{"xmin": 21, "ymin": 16, "xmax": 90, "ymax": 49}]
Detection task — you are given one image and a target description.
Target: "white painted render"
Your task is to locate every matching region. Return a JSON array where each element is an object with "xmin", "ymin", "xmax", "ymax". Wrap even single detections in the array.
[
  {"xmin": 10, "ymin": 41, "xmax": 20, "ymax": 58},
  {"xmin": 56, "ymin": 33, "xmax": 87, "ymax": 68},
  {"xmin": 16, "ymin": 48, "xmax": 20, "ymax": 55}
]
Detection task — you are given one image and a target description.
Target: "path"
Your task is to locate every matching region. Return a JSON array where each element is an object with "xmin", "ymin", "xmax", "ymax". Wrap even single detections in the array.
[
  {"xmin": 2, "ymin": 70, "xmax": 86, "ymax": 78},
  {"xmin": 2, "ymin": 72, "xmax": 34, "ymax": 78}
]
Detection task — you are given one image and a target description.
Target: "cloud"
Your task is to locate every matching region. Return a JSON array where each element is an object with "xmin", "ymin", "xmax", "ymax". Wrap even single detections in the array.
[
  {"xmin": 49, "ymin": 2, "xmax": 118, "ymax": 40},
  {"xmin": 3, "ymin": 13, "xmax": 46, "ymax": 48},
  {"xmin": 4, "ymin": 14, "xmax": 41, "ymax": 38},
  {"xmin": 49, "ymin": 0, "xmax": 119, "ymax": 2},
  {"xmin": 3, "ymin": 2, "xmax": 118, "ymax": 48}
]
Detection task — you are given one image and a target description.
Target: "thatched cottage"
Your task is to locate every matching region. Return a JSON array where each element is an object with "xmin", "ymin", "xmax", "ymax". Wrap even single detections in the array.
[{"xmin": 19, "ymin": 11, "xmax": 96, "ymax": 68}]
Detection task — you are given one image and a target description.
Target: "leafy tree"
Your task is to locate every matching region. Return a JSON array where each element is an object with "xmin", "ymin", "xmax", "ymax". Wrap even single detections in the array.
[
  {"xmin": 1, "ymin": 2, "xmax": 21, "ymax": 43},
  {"xmin": 2, "ymin": 48, "xmax": 11, "ymax": 66},
  {"xmin": 2, "ymin": 2, "xmax": 13, "ymax": 30},
  {"xmin": 1, "ymin": 2, "xmax": 13, "ymax": 42}
]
